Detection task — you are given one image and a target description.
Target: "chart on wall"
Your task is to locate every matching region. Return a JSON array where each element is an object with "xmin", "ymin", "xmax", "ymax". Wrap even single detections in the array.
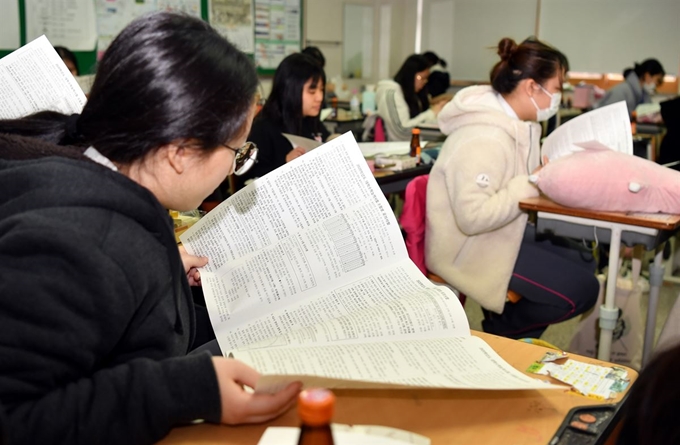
[
  {"xmin": 209, "ymin": 0, "xmax": 254, "ymax": 54},
  {"xmin": 94, "ymin": 0, "xmax": 201, "ymax": 58},
  {"xmin": 25, "ymin": 0, "xmax": 97, "ymax": 51},
  {"xmin": 253, "ymin": 0, "xmax": 301, "ymax": 71}
]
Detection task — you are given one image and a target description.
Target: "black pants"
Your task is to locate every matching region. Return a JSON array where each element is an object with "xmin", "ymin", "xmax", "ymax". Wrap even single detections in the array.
[{"xmin": 482, "ymin": 225, "xmax": 599, "ymax": 339}]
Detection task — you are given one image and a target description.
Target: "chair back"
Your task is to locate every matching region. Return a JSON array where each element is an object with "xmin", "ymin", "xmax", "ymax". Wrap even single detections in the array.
[{"xmin": 400, "ymin": 175, "xmax": 429, "ymax": 274}]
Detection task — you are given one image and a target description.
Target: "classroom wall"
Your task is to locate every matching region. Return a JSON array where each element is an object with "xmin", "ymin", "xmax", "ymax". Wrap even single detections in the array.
[{"xmin": 418, "ymin": 0, "xmax": 680, "ymax": 82}]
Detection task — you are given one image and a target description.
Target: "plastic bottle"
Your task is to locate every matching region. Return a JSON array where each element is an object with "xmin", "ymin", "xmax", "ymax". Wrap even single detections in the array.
[
  {"xmin": 349, "ymin": 90, "xmax": 361, "ymax": 119},
  {"xmin": 361, "ymin": 85, "xmax": 376, "ymax": 115},
  {"xmin": 297, "ymin": 388, "xmax": 335, "ymax": 445},
  {"xmin": 331, "ymin": 97, "xmax": 338, "ymax": 119},
  {"xmin": 409, "ymin": 128, "xmax": 421, "ymax": 164}
]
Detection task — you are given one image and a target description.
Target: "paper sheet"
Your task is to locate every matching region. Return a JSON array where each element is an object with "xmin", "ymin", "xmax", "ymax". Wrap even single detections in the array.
[
  {"xmin": 541, "ymin": 101, "xmax": 632, "ymax": 161},
  {"xmin": 258, "ymin": 424, "xmax": 431, "ymax": 445},
  {"xmin": 0, "ymin": 35, "xmax": 86, "ymax": 120},
  {"xmin": 358, "ymin": 141, "xmax": 410, "ymax": 158},
  {"xmin": 283, "ymin": 133, "xmax": 322, "ymax": 151}
]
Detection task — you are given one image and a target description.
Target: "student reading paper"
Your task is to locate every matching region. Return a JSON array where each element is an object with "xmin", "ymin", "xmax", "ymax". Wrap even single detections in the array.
[
  {"xmin": 425, "ymin": 37, "xmax": 599, "ymax": 340},
  {"xmin": 180, "ymin": 132, "xmax": 563, "ymax": 394},
  {"xmin": 0, "ymin": 13, "xmax": 299, "ymax": 445}
]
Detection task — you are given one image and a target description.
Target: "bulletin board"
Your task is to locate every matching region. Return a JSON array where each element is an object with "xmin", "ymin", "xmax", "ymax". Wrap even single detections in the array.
[{"xmin": 0, "ymin": 0, "xmax": 303, "ymax": 76}]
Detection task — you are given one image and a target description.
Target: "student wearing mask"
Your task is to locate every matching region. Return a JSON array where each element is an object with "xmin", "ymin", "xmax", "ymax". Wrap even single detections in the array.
[
  {"xmin": 376, "ymin": 54, "xmax": 446, "ymax": 141},
  {"xmin": 596, "ymin": 59, "xmax": 665, "ymax": 116},
  {"xmin": 236, "ymin": 53, "xmax": 329, "ymax": 190},
  {"xmin": 426, "ymin": 37, "xmax": 599, "ymax": 339},
  {"xmin": 0, "ymin": 13, "xmax": 299, "ymax": 445}
]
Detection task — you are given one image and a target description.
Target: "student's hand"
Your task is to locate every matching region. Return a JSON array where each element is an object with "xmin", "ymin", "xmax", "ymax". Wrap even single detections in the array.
[
  {"xmin": 286, "ymin": 147, "xmax": 306, "ymax": 163},
  {"xmin": 178, "ymin": 245, "xmax": 208, "ymax": 286},
  {"xmin": 212, "ymin": 357, "xmax": 302, "ymax": 425},
  {"xmin": 431, "ymin": 101, "xmax": 446, "ymax": 115}
]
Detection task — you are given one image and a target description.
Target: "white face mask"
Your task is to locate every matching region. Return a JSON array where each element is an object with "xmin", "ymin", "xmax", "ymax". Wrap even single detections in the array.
[
  {"xmin": 643, "ymin": 82, "xmax": 657, "ymax": 95},
  {"xmin": 530, "ymin": 84, "xmax": 561, "ymax": 122}
]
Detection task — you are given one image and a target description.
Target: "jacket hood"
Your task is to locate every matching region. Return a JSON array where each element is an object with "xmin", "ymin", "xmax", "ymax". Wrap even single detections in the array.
[{"xmin": 438, "ymin": 85, "xmax": 527, "ymax": 141}]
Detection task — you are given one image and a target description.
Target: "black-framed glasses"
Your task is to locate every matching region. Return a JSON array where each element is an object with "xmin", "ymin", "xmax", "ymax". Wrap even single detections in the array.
[{"xmin": 222, "ymin": 141, "xmax": 258, "ymax": 176}]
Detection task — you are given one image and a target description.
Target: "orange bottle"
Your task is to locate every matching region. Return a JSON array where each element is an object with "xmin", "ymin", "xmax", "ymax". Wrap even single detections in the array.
[
  {"xmin": 409, "ymin": 128, "xmax": 421, "ymax": 164},
  {"xmin": 297, "ymin": 388, "xmax": 335, "ymax": 445}
]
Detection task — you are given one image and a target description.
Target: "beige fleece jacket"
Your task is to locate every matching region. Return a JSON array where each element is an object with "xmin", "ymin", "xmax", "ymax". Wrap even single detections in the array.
[{"xmin": 425, "ymin": 85, "xmax": 542, "ymax": 313}]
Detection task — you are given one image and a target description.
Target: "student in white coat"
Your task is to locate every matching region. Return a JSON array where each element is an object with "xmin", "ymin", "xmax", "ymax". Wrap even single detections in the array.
[
  {"xmin": 376, "ymin": 54, "xmax": 445, "ymax": 141},
  {"xmin": 426, "ymin": 37, "xmax": 599, "ymax": 339}
]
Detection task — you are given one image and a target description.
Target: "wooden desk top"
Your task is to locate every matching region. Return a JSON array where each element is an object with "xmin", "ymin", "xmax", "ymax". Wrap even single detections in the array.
[
  {"xmin": 520, "ymin": 196, "xmax": 680, "ymax": 231},
  {"xmin": 157, "ymin": 331, "xmax": 637, "ymax": 445}
]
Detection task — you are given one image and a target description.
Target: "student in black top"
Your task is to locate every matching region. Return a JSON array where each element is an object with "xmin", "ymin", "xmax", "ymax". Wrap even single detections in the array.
[
  {"xmin": 237, "ymin": 53, "xmax": 329, "ymax": 189},
  {"xmin": 0, "ymin": 12, "xmax": 299, "ymax": 445}
]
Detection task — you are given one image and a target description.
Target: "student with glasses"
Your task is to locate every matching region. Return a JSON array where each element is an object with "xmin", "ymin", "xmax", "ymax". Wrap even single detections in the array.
[
  {"xmin": 0, "ymin": 12, "xmax": 299, "ymax": 445},
  {"xmin": 376, "ymin": 54, "xmax": 446, "ymax": 141}
]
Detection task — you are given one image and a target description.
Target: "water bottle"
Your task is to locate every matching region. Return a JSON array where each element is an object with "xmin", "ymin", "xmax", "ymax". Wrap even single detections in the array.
[{"xmin": 349, "ymin": 90, "xmax": 361, "ymax": 119}]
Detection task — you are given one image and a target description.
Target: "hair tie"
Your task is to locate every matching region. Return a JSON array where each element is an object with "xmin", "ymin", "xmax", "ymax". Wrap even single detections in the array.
[{"xmin": 65, "ymin": 113, "xmax": 81, "ymax": 140}]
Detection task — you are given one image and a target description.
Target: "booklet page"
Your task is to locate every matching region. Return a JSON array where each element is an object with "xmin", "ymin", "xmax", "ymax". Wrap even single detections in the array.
[
  {"xmin": 0, "ymin": 35, "xmax": 86, "ymax": 119},
  {"xmin": 541, "ymin": 101, "xmax": 632, "ymax": 161}
]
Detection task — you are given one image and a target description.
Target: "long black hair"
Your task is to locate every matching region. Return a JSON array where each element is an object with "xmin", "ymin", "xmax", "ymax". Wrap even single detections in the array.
[
  {"xmin": 259, "ymin": 53, "xmax": 326, "ymax": 136},
  {"xmin": 490, "ymin": 37, "xmax": 569, "ymax": 94},
  {"xmin": 394, "ymin": 54, "xmax": 431, "ymax": 118},
  {"xmin": 0, "ymin": 12, "xmax": 258, "ymax": 165},
  {"xmin": 623, "ymin": 59, "xmax": 665, "ymax": 80}
]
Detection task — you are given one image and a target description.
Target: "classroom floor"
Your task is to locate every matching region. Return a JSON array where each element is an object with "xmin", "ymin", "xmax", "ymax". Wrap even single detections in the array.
[{"xmin": 463, "ymin": 279, "xmax": 680, "ymax": 353}]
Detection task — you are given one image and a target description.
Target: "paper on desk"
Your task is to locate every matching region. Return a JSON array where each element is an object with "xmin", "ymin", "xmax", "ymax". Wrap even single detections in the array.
[
  {"xmin": 541, "ymin": 101, "xmax": 632, "ymax": 161},
  {"xmin": 283, "ymin": 133, "xmax": 323, "ymax": 151},
  {"xmin": 0, "ymin": 35, "xmax": 86, "ymax": 120},
  {"xmin": 528, "ymin": 359, "xmax": 629, "ymax": 399},
  {"xmin": 320, "ymin": 108, "xmax": 333, "ymax": 121},
  {"xmin": 258, "ymin": 424, "xmax": 430, "ymax": 445},
  {"xmin": 358, "ymin": 141, "xmax": 410, "ymax": 157}
]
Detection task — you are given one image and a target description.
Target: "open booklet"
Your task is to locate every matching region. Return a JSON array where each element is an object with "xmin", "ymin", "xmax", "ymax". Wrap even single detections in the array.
[
  {"xmin": 282, "ymin": 133, "xmax": 322, "ymax": 151},
  {"xmin": 541, "ymin": 101, "xmax": 633, "ymax": 161},
  {"xmin": 181, "ymin": 132, "xmax": 561, "ymax": 393},
  {"xmin": 0, "ymin": 35, "xmax": 86, "ymax": 120}
]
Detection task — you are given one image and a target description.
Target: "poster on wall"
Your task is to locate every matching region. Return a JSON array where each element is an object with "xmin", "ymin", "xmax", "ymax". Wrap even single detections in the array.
[
  {"xmin": 25, "ymin": 0, "xmax": 98, "ymax": 51},
  {"xmin": 95, "ymin": 0, "xmax": 201, "ymax": 59},
  {"xmin": 253, "ymin": 0, "xmax": 300, "ymax": 70},
  {"xmin": 209, "ymin": 0, "xmax": 255, "ymax": 54}
]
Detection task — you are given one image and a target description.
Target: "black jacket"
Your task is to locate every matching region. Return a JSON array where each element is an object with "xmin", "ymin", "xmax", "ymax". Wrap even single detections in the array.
[
  {"xmin": 0, "ymin": 135, "xmax": 220, "ymax": 445},
  {"xmin": 237, "ymin": 114, "xmax": 329, "ymax": 190}
]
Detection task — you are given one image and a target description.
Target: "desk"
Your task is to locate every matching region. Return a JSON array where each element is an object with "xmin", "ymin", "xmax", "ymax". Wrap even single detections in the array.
[
  {"xmin": 323, "ymin": 116, "xmax": 364, "ymax": 138},
  {"xmin": 520, "ymin": 196, "xmax": 680, "ymax": 366},
  {"xmin": 157, "ymin": 331, "xmax": 636, "ymax": 445},
  {"xmin": 374, "ymin": 164, "xmax": 432, "ymax": 194}
]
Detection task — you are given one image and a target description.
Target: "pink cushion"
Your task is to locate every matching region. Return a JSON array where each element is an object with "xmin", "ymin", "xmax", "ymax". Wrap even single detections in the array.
[{"xmin": 534, "ymin": 148, "xmax": 680, "ymax": 213}]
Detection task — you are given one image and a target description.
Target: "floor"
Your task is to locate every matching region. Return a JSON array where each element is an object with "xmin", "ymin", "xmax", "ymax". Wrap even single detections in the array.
[{"xmin": 463, "ymin": 276, "xmax": 680, "ymax": 357}]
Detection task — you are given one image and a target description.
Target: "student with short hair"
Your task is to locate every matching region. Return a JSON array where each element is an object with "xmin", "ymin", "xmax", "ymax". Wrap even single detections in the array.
[
  {"xmin": 0, "ymin": 12, "xmax": 299, "ymax": 445},
  {"xmin": 426, "ymin": 37, "xmax": 599, "ymax": 339},
  {"xmin": 376, "ymin": 54, "xmax": 446, "ymax": 141},
  {"xmin": 596, "ymin": 59, "xmax": 666, "ymax": 116},
  {"xmin": 237, "ymin": 52, "xmax": 329, "ymax": 189}
]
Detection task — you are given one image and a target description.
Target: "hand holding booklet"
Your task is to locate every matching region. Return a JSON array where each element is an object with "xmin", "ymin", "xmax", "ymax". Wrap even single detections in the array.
[{"xmin": 181, "ymin": 132, "xmax": 561, "ymax": 393}]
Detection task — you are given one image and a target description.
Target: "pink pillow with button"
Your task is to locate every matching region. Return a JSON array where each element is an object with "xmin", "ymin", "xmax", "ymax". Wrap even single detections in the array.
[{"xmin": 531, "ymin": 147, "xmax": 680, "ymax": 213}]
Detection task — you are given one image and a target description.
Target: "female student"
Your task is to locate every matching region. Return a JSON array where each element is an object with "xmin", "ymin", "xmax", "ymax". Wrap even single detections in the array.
[
  {"xmin": 376, "ymin": 54, "xmax": 446, "ymax": 141},
  {"xmin": 236, "ymin": 53, "xmax": 329, "ymax": 189},
  {"xmin": 426, "ymin": 37, "xmax": 599, "ymax": 339},
  {"xmin": 596, "ymin": 58, "xmax": 665, "ymax": 116},
  {"xmin": 0, "ymin": 13, "xmax": 299, "ymax": 445},
  {"xmin": 54, "ymin": 45, "xmax": 79, "ymax": 76}
]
